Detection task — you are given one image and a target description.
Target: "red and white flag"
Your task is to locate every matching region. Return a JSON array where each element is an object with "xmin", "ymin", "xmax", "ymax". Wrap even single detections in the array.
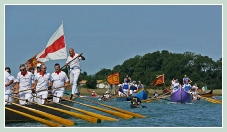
[{"xmin": 36, "ymin": 22, "xmax": 67, "ymax": 62}]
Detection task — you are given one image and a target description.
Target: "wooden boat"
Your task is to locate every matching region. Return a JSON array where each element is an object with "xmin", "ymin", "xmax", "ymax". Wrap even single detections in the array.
[
  {"xmin": 170, "ymin": 87, "xmax": 192, "ymax": 103},
  {"xmin": 135, "ymin": 88, "xmax": 149, "ymax": 100},
  {"xmin": 199, "ymin": 90, "xmax": 213, "ymax": 97},
  {"xmin": 5, "ymin": 100, "xmax": 74, "ymax": 123}
]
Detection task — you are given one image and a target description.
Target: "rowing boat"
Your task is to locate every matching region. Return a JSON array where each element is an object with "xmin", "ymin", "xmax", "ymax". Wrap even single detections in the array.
[
  {"xmin": 135, "ymin": 88, "xmax": 149, "ymax": 100},
  {"xmin": 5, "ymin": 100, "xmax": 74, "ymax": 123},
  {"xmin": 199, "ymin": 90, "xmax": 213, "ymax": 97},
  {"xmin": 170, "ymin": 87, "xmax": 192, "ymax": 103}
]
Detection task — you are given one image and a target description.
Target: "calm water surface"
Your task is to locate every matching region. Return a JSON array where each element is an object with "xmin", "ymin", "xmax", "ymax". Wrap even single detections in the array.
[{"xmin": 5, "ymin": 96, "xmax": 222, "ymax": 127}]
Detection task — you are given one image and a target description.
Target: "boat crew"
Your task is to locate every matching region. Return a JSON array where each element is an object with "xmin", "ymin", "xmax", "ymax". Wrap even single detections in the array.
[
  {"xmin": 5, "ymin": 67, "xmax": 14, "ymax": 104},
  {"xmin": 137, "ymin": 81, "xmax": 143, "ymax": 90},
  {"xmin": 172, "ymin": 79, "xmax": 180, "ymax": 93},
  {"xmin": 32, "ymin": 64, "xmax": 52, "ymax": 104},
  {"xmin": 122, "ymin": 82, "xmax": 129, "ymax": 96},
  {"xmin": 15, "ymin": 64, "xmax": 34, "ymax": 105},
  {"xmin": 129, "ymin": 81, "xmax": 137, "ymax": 95},
  {"xmin": 183, "ymin": 74, "xmax": 192, "ymax": 84},
  {"xmin": 118, "ymin": 84, "xmax": 124, "ymax": 97},
  {"xmin": 51, "ymin": 63, "xmax": 69, "ymax": 103},
  {"xmin": 124, "ymin": 75, "xmax": 132, "ymax": 83},
  {"xmin": 34, "ymin": 63, "xmax": 41, "ymax": 76},
  {"xmin": 183, "ymin": 80, "xmax": 191, "ymax": 93},
  {"xmin": 64, "ymin": 48, "xmax": 85, "ymax": 99}
]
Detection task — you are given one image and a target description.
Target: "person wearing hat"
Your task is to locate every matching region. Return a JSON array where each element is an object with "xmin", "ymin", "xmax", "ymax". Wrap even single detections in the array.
[
  {"xmin": 172, "ymin": 79, "xmax": 180, "ymax": 93},
  {"xmin": 34, "ymin": 63, "xmax": 42, "ymax": 76}
]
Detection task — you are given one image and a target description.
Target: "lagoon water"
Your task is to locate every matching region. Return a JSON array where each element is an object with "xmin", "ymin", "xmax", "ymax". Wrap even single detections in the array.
[{"xmin": 5, "ymin": 96, "xmax": 222, "ymax": 127}]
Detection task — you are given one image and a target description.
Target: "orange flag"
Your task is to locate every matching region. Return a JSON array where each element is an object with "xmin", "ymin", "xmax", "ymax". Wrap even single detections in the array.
[
  {"xmin": 107, "ymin": 72, "xmax": 120, "ymax": 85},
  {"xmin": 25, "ymin": 54, "xmax": 44, "ymax": 69},
  {"xmin": 151, "ymin": 74, "xmax": 164, "ymax": 86}
]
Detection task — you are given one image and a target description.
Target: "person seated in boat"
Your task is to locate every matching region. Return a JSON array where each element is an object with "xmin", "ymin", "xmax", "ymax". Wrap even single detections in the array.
[
  {"xmin": 172, "ymin": 79, "xmax": 180, "ymax": 93},
  {"xmin": 137, "ymin": 80, "xmax": 143, "ymax": 90},
  {"xmin": 118, "ymin": 84, "xmax": 125, "ymax": 97},
  {"xmin": 129, "ymin": 81, "xmax": 137, "ymax": 95},
  {"xmin": 153, "ymin": 91, "xmax": 159, "ymax": 98},
  {"xmin": 183, "ymin": 74, "xmax": 192, "ymax": 84},
  {"xmin": 101, "ymin": 91, "xmax": 111, "ymax": 100},
  {"xmin": 91, "ymin": 91, "xmax": 97, "ymax": 97},
  {"xmin": 182, "ymin": 80, "xmax": 191, "ymax": 93}
]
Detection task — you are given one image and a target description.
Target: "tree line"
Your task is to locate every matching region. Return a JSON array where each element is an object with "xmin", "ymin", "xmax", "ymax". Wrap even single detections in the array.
[{"xmin": 78, "ymin": 50, "xmax": 222, "ymax": 90}]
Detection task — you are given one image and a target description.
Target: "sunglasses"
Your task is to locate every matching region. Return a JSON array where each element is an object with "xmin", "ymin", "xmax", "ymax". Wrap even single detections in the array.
[{"xmin": 20, "ymin": 69, "xmax": 25, "ymax": 71}]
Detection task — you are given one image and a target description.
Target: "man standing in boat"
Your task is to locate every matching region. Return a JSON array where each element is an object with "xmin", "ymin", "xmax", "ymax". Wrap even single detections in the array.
[
  {"xmin": 51, "ymin": 63, "xmax": 69, "ymax": 103},
  {"xmin": 64, "ymin": 48, "xmax": 85, "ymax": 99},
  {"xmin": 183, "ymin": 80, "xmax": 191, "ymax": 93},
  {"xmin": 15, "ymin": 64, "xmax": 34, "ymax": 104},
  {"xmin": 32, "ymin": 64, "xmax": 52, "ymax": 104}
]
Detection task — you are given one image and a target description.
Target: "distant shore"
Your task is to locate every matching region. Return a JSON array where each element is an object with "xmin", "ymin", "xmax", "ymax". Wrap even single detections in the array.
[{"xmin": 67, "ymin": 88, "xmax": 222, "ymax": 96}]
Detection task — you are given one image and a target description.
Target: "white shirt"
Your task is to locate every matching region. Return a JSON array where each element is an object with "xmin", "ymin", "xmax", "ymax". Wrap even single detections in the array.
[
  {"xmin": 17, "ymin": 71, "xmax": 33, "ymax": 92},
  {"xmin": 66, "ymin": 53, "xmax": 82, "ymax": 69},
  {"xmin": 34, "ymin": 72, "xmax": 52, "ymax": 91},
  {"xmin": 51, "ymin": 71, "xmax": 69, "ymax": 91},
  {"xmin": 5, "ymin": 71, "xmax": 14, "ymax": 94}
]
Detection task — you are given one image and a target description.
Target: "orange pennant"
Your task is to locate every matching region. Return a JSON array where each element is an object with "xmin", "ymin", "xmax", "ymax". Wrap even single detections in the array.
[{"xmin": 107, "ymin": 72, "xmax": 120, "ymax": 85}]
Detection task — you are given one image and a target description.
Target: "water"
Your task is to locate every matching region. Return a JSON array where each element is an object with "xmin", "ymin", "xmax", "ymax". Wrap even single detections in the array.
[{"xmin": 5, "ymin": 96, "xmax": 222, "ymax": 127}]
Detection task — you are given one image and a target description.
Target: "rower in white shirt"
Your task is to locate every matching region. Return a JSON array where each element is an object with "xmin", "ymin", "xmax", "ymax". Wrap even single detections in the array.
[
  {"xmin": 32, "ymin": 64, "xmax": 52, "ymax": 104},
  {"xmin": 5, "ymin": 67, "xmax": 14, "ymax": 104},
  {"xmin": 15, "ymin": 64, "xmax": 34, "ymax": 105},
  {"xmin": 51, "ymin": 63, "xmax": 69, "ymax": 103}
]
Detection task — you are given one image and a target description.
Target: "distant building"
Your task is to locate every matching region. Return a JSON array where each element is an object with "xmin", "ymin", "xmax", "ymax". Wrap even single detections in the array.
[
  {"xmin": 96, "ymin": 80, "xmax": 108, "ymax": 88},
  {"xmin": 79, "ymin": 80, "xmax": 87, "ymax": 86}
]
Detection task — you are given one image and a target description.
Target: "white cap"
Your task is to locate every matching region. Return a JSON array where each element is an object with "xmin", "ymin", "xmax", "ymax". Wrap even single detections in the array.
[
  {"xmin": 93, "ymin": 91, "xmax": 95, "ymax": 93},
  {"xmin": 37, "ymin": 63, "xmax": 41, "ymax": 67},
  {"xmin": 118, "ymin": 84, "xmax": 122, "ymax": 87}
]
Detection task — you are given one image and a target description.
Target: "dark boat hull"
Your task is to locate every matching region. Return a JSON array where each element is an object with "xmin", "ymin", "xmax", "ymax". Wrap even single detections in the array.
[
  {"xmin": 170, "ymin": 88, "xmax": 192, "ymax": 103},
  {"xmin": 199, "ymin": 90, "xmax": 213, "ymax": 97},
  {"xmin": 5, "ymin": 100, "xmax": 74, "ymax": 123}
]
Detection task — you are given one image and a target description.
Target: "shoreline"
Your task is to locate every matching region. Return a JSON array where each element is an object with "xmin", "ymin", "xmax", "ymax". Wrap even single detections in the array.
[{"xmin": 67, "ymin": 88, "xmax": 222, "ymax": 96}]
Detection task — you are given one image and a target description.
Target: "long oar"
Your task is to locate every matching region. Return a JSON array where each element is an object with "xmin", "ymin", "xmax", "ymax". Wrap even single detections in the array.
[
  {"xmin": 61, "ymin": 53, "xmax": 83, "ymax": 69},
  {"xmin": 5, "ymin": 101, "xmax": 75, "ymax": 126},
  {"xmin": 198, "ymin": 96, "xmax": 222, "ymax": 104},
  {"xmin": 45, "ymin": 96, "xmax": 119, "ymax": 121},
  {"xmin": 11, "ymin": 96, "xmax": 101, "ymax": 123},
  {"xmin": 64, "ymin": 98, "xmax": 134, "ymax": 119},
  {"xmin": 79, "ymin": 98, "xmax": 146, "ymax": 118},
  {"xmin": 5, "ymin": 107, "xmax": 62, "ymax": 127}
]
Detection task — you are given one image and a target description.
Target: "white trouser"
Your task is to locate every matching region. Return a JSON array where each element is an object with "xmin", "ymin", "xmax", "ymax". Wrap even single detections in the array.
[
  {"xmin": 53, "ymin": 90, "xmax": 64, "ymax": 103},
  {"xmin": 123, "ymin": 89, "xmax": 128, "ymax": 96},
  {"xmin": 70, "ymin": 68, "xmax": 80, "ymax": 94},
  {"xmin": 19, "ymin": 92, "xmax": 33, "ymax": 105},
  {"xmin": 5, "ymin": 94, "xmax": 10, "ymax": 105},
  {"xmin": 36, "ymin": 91, "xmax": 48, "ymax": 104}
]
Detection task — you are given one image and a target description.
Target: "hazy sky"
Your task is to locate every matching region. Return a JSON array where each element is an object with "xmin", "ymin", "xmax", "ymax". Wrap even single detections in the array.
[{"xmin": 5, "ymin": 5, "xmax": 222, "ymax": 77}]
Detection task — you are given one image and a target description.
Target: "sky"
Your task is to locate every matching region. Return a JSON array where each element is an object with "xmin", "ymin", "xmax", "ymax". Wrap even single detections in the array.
[{"xmin": 5, "ymin": 5, "xmax": 222, "ymax": 77}]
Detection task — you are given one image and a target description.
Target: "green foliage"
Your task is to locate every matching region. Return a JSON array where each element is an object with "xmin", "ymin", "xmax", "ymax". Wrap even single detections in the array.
[{"xmin": 82, "ymin": 50, "xmax": 222, "ymax": 90}]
